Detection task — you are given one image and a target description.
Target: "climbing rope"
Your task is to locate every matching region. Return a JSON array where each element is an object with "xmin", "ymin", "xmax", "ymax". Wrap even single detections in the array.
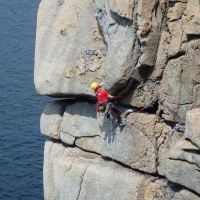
[
  {"xmin": 109, "ymin": 102, "xmax": 146, "ymax": 119},
  {"xmin": 111, "ymin": 116, "xmax": 116, "ymax": 200},
  {"xmin": 95, "ymin": 161, "xmax": 101, "ymax": 200}
]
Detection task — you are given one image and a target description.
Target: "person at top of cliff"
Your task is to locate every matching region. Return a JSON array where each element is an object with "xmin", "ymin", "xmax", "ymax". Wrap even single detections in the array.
[{"xmin": 91, "ymin": 81, "xmax": 120, "ymax": 118}]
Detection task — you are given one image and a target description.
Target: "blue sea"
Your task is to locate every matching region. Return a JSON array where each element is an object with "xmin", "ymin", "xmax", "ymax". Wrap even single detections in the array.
[{"xmin": 0, "ymin": 0, "xmax": 48, "ymax": 199}]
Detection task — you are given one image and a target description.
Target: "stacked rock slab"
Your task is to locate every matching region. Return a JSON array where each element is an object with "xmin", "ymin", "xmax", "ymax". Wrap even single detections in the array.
[
  {"xmin": 159, "ymin": 108, "xmax": 200, "ymax": 195},
  {"xmin": 40, "ymin": 100, "xmax": 200, "ymax": 199},
  {"xmin": 35, "ymin": 0, "xmax": 200, "ymax": 199},
  {"xmin": 44, "ymin": 140, "xmax": 200, "ymax": 200},
  {"xmin": 41, "ymin": 100, "xmax": 172, "ymax": 174}
]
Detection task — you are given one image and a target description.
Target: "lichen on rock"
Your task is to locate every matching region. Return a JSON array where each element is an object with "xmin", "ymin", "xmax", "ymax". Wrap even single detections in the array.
[{"xmin": 35, "ymin": 0, "xmax": 200, "ymax": 199}]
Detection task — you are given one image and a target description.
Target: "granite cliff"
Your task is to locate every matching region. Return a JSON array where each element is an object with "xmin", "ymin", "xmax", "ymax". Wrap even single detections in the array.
[{"xmin": 34, "ymin": 0, "xmax": 200, "ymax": 199}]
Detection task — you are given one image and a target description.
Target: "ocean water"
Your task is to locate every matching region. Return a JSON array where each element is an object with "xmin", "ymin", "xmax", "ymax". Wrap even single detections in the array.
[{"xmin": 0, "ymin": 0, "xmax": 48, "ymax": 199}]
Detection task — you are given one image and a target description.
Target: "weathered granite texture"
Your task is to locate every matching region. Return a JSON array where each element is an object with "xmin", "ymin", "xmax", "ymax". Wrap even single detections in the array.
[
  {"xmin": 185, "ymin": 108, "xmax": 200, "ymax": 148},
  {"xmin": 159, "ymin": 108, "xmax": 200, "ymax": 195},
  {"xmin": 35, "ymin": 0, "xmax": 200, "ymax": 119},
  {"xmin": 40, "ymin": 100, "xmax": 200, "ymax": 198},
  {"xmin": 35, "ymin": 0, "xmax": 200, "ymax": 199},
  {"xmin": 41, "ymin": 100, "xmax": 171, "ymax": 174},
  {"xmin": 44, "ymin": 140, "xmax": 199, "ymax": 200}
]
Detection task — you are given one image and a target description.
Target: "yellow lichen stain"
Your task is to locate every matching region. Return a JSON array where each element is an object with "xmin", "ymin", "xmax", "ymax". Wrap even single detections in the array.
[
  {"xmin": 144, "ymin": 183, "xmax": 163, "ymax": 200},
  {"xmin": 144, "ymin": 184, "xmax": 156, "ymax": 200},
  {"xmin": 65, "ymin": 68, "xmax": 73, "ymax": 78},
  {"xmin": 138, "ymin": 21, "xmax": 152, "ymax": 37},
  {"xmin": 92, "ymin": 29, "xmax": 102, "ymax": 41},
  {"xmin": 76, "ymin": 58, "xmax": 86, "ymax": 75}
]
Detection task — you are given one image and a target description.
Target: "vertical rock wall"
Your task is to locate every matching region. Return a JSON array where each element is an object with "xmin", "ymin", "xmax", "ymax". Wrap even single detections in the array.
[{"xmin": 34, "ymin": 0, "xmax": 200, "ymax": 199}]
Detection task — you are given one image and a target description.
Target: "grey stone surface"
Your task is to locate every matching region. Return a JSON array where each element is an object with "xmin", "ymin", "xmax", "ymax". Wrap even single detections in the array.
[
  {"xmin": 160, "ymin": 47, "xmax": 200, "ymax": 122},
  {"xmin": 185, "ymin": 108, "xmax": 200, "ymax": 148},
  {"xmin": 75, "ymin": 136, "xmax": 102, "ymax": 154},
  {"xmin": 167, "ymin": 20, "xmax": 183, "ymax": 58},
  {"xmin": 44, "ymin": 140, "xmax": 145, "ymax": 200},
  {"xmin": 41, "ymin": 100, "xmax": 172, "ymax": 174},
  {"xmin": 99, "ymin": 112, "xmax": 171, "ymax": 174},
  {"xmin": 36, "ymin": 0, "xmax": 200, "ymax": 198},
  {"xmin": 124, "ymin": 80, "xmax": 160, "ymax": 108},
  {"xmin": 174, "ymin": 190, "xmax": 200, "ymax": 200},
  {"xmin": 60, "ymin": 132, "xmax": 75, "ymax": 145},
  {"xmin": 35, "ymin": 0, "xmax": 200, "ymax": 116},
  {"xmin": 182, "ymin": 0, "xmax": 200, "ymax": 40},
  {"xmin": 150, "ymin": 31, "xmax": 170, "ymax": 80},
  {"xmin": 107, "ymin": 0, "xmax": 134, "ymax": 20},
  {"xmin": 40, "ymin": 101, "xmax": 65, "ymax": 139},
  {"xmin": 158, "ymin": 115, "xmax": 200, "ymax": 194},
  {"xmin": 35, "ymin": 0, "xmax": 107, "ymax": 96},
  {"xmin": 159, "ymin": 159, "xmax": 200, "ymax": 195},
  {"xmin": 59, "ymin": 101, "xmax": 101, "ymax": 137},
  {"xmin": 94, "ymin": 0, "xmax": 137, "ymax": 92},
  {"xmin": 35, "ymin": 0, "xmax": 139, "ymax": 96},
  {"xmin": 44, "ymin": 140, "xmax": 196, "ymax": 200},
  {"xmin": 167, "ymin": 2, "xmax": 186, "ymax": 22}
]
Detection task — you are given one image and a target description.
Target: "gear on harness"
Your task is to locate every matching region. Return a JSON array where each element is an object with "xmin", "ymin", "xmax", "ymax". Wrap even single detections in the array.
[
  {"xmin": 91, "ymin": 81, "xmax": 127, "ymax": 126},
  {"xmin": 98, "ymin": 103, "xmax": 107, "ymax": 113}
]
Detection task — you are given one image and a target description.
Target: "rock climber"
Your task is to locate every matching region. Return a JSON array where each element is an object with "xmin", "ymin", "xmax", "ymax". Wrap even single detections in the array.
[
  {"xmin": 91, "ymin": 82, "xmax": 117, "ymax": 116},
  {"xmin": 91, "ymin": 82, "xmax": 127, "ymax": 126}
]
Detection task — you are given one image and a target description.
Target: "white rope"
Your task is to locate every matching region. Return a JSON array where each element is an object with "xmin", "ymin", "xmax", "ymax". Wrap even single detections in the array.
[
  {"xmin": 95, "ymin": 168, "xmax": 101, "ymax": 200},
  {"xmin": 111, "ymin": 117, "xmax": 116, "ymax": 200},
  {"xmin": 95, "ymin": 113, "xmax": 101, "ymax": 200}
]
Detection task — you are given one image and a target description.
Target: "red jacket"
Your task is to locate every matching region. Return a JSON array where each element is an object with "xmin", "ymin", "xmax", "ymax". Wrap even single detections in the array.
[{"xmin": 95, "ymin": 88, "xmax": 109, "ymax": 112}]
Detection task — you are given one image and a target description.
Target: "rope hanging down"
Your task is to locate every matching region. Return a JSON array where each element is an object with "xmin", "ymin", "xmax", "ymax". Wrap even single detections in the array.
[
  {"xmin": 108, "ymin": 101, "xmax": 150, "ymax": 198},
  {"xmin": 110, "ymin": 118, "xmax": 116, "ymax": 200}
]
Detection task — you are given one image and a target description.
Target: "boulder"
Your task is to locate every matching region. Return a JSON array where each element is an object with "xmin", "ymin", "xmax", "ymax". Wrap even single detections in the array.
[
  {"xmin": 107, "ymin": 0, "xmax": 134, "ymax": 20},
  {"xmin": 59, "ymin": 101, "xmax": 101, "ymax": 137},
  {"xmin": 182, "ymin": 0, "xmax": 200, "ymax": 40},
  {"xmin": 75, "ymin": 136, "xmax": 102, "ymax": 154},
  {"xmin": 158, "ymin": 136, "xmax": 200, "ymax": 195},
  {"xmin": 167, "ymin": 20, "xmax": 183, "ymax": 58},
  {"xmin": 174, "ymin": 190, "xmax": 200, "ymax": 200},
  {"xmin": 35, "ymin": 0, "xmax": 107, "ymax": 96},
  {"xmin": 99, "ymin": 112, "xmax": 171, "ymax": 174},
  {"xmin": 94, "ymin": 0, "xmax": 137, "ymax": 92},
  {"xmin": 185, "ymin": 108, "xmax": 200, "ymax": 148},
  {"xmin": 44, "ymin": 140, "xmax": 197, "ymax": 200},
  {"xmin": 41, "ymin": 100, "xmax": 172, "ymax": 174},
  {"xmin": 44, "ymin": 140, "xmax": 145, "ymax": 200},
  {"xmin": 60, "ymin": 132, "xmax": 75, "ymax": 145},
  {"xmin": 167, "ymin": 2, "xmax": 186, "ymax": 22},
  {"xmin": 40, "ymin": 101, "xmax": 65, "ymax": 139},
  {"xmin": 35, "ymin": 0, "xmax": 139, "ymax": 96},
  {"xmin": 150, "ymin": 31, "xmax": 170, "ymax": 80},
  {"xmin": 160, "ymin": 47, "xmax": 200, "ymax": 121},
  {"xmin": 124, "ymin": 80, "xmax": 159, "ymax": 108}
]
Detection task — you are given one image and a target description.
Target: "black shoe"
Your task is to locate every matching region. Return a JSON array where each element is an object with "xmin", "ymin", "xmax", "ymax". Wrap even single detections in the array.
[{"xmin": 105, "ymin": 113, "xmax": 110, "ymax": 119}]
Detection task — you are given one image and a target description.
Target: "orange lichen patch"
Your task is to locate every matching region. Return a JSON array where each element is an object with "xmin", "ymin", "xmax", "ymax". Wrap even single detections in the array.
[{"xmin": 138, "ymin": 21, "xmax": 152, "ymax": 37}]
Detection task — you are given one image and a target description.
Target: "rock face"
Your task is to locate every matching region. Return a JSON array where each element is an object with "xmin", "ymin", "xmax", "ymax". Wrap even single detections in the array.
[
  {"xmin": 159, "ymin": 108, "xmax": 200, "ymax": 195},
  {"xmin": 41, "ymin": 100, "xmax": 171, "ymax": 174},
  {"xmin": 35, "ymin": 0, "xmax": 200, "ymax": 117},
  {"xmin": 35, "ymin": 0, "xmax": 200, "ymax": 199},
  {"xmin": 44, "ymin": 140, "xmax": 199, "ymax": 200},
  {"xmin": 185, "ymin": 108, "xmax": 200, "ymax": 147}
]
